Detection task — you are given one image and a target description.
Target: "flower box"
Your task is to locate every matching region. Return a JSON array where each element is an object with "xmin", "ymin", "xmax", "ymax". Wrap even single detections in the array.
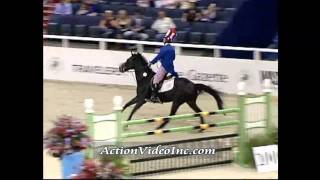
[{"xmin": 62, "ymin": 151, "xmax": 85, "ymax": 179}]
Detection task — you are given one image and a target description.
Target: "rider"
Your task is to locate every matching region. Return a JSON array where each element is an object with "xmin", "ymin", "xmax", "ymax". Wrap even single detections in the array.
[{"xmin": 148, "ymin": 28, "xmax": 179, "ymax": 103}]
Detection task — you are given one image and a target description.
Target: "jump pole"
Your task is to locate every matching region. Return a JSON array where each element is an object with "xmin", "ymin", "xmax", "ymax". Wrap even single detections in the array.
[
  {"xmin": 236, "ymin": 81, "xmax": 248, "ymax": 167},
  {"xmin": 84, "ymin": 98, "xmax": 95, "ymax": 159},
  {"xmin": 263, "ymin": 79, "xmax": 273, "ymax": 135}
]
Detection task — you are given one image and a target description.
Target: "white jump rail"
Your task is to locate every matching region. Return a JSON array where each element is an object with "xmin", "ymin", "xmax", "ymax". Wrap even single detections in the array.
[{"xmin": 43, "ymin": 35, "xmax": 278, "ymax": 60}]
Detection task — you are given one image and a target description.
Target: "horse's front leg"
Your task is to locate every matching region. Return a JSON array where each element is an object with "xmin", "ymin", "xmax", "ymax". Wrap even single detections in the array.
[
  {"xmin": 127, "ymin": 100, "xmax": 146, "ymax": 121},
  {"xmin": 122, "ymin": 96, "xmax": 137, "ymax": 112}
]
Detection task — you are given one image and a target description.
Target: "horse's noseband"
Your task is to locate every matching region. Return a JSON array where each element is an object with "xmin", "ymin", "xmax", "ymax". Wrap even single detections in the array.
[{"xmin": 119, "ymin": 63, "xmax": 126, "ymax": 72}]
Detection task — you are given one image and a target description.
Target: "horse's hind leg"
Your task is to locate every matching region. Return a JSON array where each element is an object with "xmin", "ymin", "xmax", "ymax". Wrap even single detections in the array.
[
  {"xmin": 156, "ymin": 101, "xmax": 183, "ymax": 130},
  {"xmin": 187, "ymin": 100, "xmax": 205, "ymax": 132}
]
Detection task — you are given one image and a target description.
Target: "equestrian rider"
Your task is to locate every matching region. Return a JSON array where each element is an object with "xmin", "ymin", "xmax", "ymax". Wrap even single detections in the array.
[{"xmin": 148, "ymin": 28, "xmax": 179, "ymax": 103}]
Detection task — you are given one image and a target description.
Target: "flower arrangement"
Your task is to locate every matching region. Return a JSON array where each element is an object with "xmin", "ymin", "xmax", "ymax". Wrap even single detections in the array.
[
  {"xmin": 72, "ymin": 155, "xmax": 130, "ymax": 179},
  {"xmin": 44, "ymin": 115, "xmax": 92, "ymax": 158}
]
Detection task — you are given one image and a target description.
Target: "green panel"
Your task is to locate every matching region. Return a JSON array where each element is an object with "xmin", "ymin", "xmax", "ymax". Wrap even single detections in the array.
[
  {"xmin": 215, "ymin": 120, "xmax": 239, "ymax": 127},
  {"xmin": 245, "ymin": 96, "xmax": 266, "ymax": 105}
]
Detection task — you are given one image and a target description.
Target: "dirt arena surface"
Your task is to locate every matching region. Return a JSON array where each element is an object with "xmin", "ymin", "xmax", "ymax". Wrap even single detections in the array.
[{"xmin": 43, "ymin": 80, "xmax": 278, "ymax": 179}]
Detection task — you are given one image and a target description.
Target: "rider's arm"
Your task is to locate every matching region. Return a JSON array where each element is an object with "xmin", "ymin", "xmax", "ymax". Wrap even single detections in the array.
[
  {"xmin": 171, "ymin": 71, "xmax": 179, "ymax": 78},
  {"xmin": 150, "ymin": 48, "xmax": 164, "ymax": 64}
]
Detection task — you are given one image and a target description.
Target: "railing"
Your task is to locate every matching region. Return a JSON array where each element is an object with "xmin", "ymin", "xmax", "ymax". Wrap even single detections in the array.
[{"xmin": 43, "ymin": 35, "xmax": 278, "ymax": 60}]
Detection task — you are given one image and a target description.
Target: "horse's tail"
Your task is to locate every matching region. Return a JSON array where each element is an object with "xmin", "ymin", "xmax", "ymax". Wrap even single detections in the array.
[{"xmin": 195, "ymin": 84, "xmax": 224, "ymax": 110}]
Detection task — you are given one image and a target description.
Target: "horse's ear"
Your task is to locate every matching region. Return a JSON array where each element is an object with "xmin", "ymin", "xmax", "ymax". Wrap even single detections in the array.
[{"xmin": 131, "ymin": 50, "xmax": 138, "ymax": 55}]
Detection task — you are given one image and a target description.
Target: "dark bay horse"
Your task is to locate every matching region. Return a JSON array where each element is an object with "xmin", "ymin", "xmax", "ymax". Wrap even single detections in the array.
[{"xmin": 119, "ymin": 52, "xmax": 224, "ymax": 130}]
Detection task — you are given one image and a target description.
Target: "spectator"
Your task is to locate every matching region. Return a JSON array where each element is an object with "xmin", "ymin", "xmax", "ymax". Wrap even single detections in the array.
[
  {"xmin": 182, "ymin": 9, "xmax": 197, "ymax": 23},
  {"xmin": 195, "ymin": 11, "xmax": 202, "ymax": 21},
  {"xmin": 154, "ymin": 0, "xmax": 163, "ymax": 8},
  {"xmin": 53, "ymin": 0, "xmax": 72, "ymax": 15},
  {"xmin": 151, "ymin": 11, "xmax": 176, "ymax": 42},
  {"xmin": 99, "ymin": 10, "xmax": 118, "ymax": 38},
  {"xmin": 136, "ymin": 0, "xmax": 151, "ymax": 8},
  {"xmin": 123, "ymin": 11, "xmax": 149, "ymax": 41},
  {"xmin": 199, "ymin": 4, "xmax": 219, "ymax": 22},
  {"xmin": 75, "ymin": 2, "xmax": 97, "ymax": 16},
  {"xmin": 84, "ymin": 0, "xmax": 99, "ymax": 14},
  {"xmin": 199, "ymin": 9, "xmax": 210, "ymax": 22},
  {"xmin": 70, "ymin": 0, "xmax": 81, "ymax": 14},
  {"xmin": 178, "ymin": 0, "xmax": 197, "ymax": 10},
  {"xmin": 162, "ymin": 0, "xmax": 179, "ymax": 9},
  {"xmin": 153, "ymin": 0, "xmax": 179, "ymax": 9},
  {"xmin": 205, "ymin": 3, "xmax": 218, "ymax": 21},
  {"xmin": 115, "ymin": 10, "xmax": 132, "ymax": 39}
]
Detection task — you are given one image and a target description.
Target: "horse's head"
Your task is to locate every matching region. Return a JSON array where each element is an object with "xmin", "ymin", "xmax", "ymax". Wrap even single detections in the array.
[{"xmin": 119, "ymin": 51, "xmax": 148, "ymax": 73}]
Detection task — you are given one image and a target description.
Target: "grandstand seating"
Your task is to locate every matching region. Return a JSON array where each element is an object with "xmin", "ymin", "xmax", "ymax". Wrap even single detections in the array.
[
  {"xmin": 45, "ymin": 0, "xmax": 247, "ymax": 44},
  {"xmin": 48, "ymin": 14, "xmax": 231, "ymax": 44}
]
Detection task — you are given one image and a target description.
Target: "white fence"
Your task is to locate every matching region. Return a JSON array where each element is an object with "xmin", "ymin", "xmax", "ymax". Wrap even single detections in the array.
[{"xmin": 43, "ymin": 35, "xmax": 278, "ymax": 61}]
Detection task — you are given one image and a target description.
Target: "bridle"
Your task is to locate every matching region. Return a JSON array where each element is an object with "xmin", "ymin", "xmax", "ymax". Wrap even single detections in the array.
[{"xmin": 119, "ymin": 53, "xmax": 154, "ymax": 81}]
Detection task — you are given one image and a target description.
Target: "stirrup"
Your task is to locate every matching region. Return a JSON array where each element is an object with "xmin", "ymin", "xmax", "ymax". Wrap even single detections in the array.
[{"xmin": 149, "ymin": 96, "xmax": 162, "ymax": 103}]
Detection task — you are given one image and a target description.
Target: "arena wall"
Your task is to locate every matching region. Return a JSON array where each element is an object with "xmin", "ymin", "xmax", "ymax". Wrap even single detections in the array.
[{"xmin": 43, "ymin": 46, "xmax": 278, "ymax": 95}]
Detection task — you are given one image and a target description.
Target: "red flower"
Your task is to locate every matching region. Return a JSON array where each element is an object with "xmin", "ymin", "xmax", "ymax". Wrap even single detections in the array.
[{"xmin": 44, "ymin": 115, "xmax": 92, "ymax": 158}]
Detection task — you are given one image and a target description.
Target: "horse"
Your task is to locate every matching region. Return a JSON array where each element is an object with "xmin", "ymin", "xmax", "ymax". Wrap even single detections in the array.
[{"xmin": 119, "ymin": 51, "xmax": 224, "ymax": 130}]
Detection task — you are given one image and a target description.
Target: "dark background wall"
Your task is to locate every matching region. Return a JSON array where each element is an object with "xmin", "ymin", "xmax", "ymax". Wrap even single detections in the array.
[{"xmin": 216, "ymin": 0, "xmax": 278, "ymax": 59}]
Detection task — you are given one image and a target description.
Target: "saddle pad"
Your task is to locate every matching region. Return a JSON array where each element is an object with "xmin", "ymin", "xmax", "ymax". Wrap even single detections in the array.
[{"xmin": 159, "ymin": 78, "xmax": 175, "ymax": 93}]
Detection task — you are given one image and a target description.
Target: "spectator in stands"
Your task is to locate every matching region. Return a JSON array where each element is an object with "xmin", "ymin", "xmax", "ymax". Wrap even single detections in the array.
[
  {"xmin": 162, "ymin": 0, "xmax": 179, "ymax": 9},
  {"xmin": 75, "ymin": 1, "xmax": 98, "ymax": 16},
  {"xmin": 178, "ymin": 0, "xmax": 197, "ymax": 10},
  {"xmin": 199, "ymin": 9, "xmax": 210, "ymax": 22},
  {"xmin": 182, "ymin": 9, "xmax": 198, "ymax": 23},
  {"xmin": 53, "ymin": 0, "xmax": 73, "ymax": 15},
  {"xmin": 195, "ymin": 11, "xmax": 202, "ymax": 21},
  {"xmin": 154, "ymin": 0, "xmax": 178, "ymax": 9},
  {"xmin": 151, "ymin": 10, "xmax": 176, "ymax": 42},
  {"xmin": 199, "ymin": 4, "xmax": 219, "ymax": 22},
  {"xmin": 123, "ymin": 11, "xmax": 149, "ymax": 41},
  {"xmin": 153, "ymin": 0, "xmax": 163, "ymax": 8},
  {"xmin": 205, "ymin": 3, "xmax": 218, "ymax": 21},
  {"xmin": 136, "ymin": 0, "xmax": 151, "ymax": 8},
  {"xmin": 115, "ymin": 10, "xmax": 132, "ymax": 39},
  {"xmin": 84, "ymin": 0, "xmax": 98, "ymax": 14},
  {"xmin": 99, "ymin": 10, "xmax": 118, "ymax": 38},
  {"xmin": 70, "ymin": 0, "xmax": 81, "ymax": 15}
]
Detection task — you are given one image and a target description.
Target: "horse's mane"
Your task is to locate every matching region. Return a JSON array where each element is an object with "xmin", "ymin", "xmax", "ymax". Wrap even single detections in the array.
[
  {"xmin": 134, "ymin": 53, "xmax": 155, "ymax": 74},
  {"xmin": 136, "ymin": 53, "xmax": 148, "ymax": 65}
]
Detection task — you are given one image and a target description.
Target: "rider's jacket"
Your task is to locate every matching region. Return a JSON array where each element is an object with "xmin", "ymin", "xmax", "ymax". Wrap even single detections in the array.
[{"xmin": 150, "ymin": 44, "xmax": 179, "ymax": 77}]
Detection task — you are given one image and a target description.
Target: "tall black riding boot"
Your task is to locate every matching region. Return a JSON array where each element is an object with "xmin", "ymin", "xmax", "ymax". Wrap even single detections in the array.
[{"xmin": 150, "ymin": 83, "xmax": 161, "ymax": 103}]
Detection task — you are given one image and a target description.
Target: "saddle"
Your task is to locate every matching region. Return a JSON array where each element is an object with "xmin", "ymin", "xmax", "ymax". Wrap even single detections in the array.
[
  {"xmin": 150, "ymin": 74, "xmax": 174, "ymax": 91},
  {"xmin": 146, "ymin": 75, "xmax": 175, "ymax": 103}
]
